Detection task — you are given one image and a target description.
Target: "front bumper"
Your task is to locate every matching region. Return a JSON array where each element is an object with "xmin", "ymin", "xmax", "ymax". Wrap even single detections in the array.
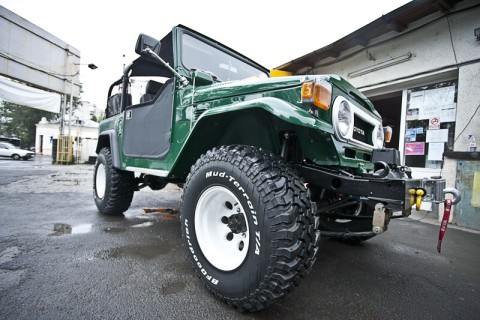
[{"xmin": 300, "ymin": 164, "xmax": 422, "ymax": 214}]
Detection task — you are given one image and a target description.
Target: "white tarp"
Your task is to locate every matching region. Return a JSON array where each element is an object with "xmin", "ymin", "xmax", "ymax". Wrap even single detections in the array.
[{"xmin": 0, "ymin": 76, "xmax": 61, "ymax": 113}]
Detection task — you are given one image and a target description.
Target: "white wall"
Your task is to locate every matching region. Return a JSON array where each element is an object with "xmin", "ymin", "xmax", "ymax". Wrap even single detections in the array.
[
  {"xmin": 455, "ymin": 63, "xmax": 480, "ymax": 152},
  {"xmin": 35, "ymin": 123, "xmax": 58, "ymax": 155},
  {"xmin": 312, "ymin": 6, "xmax": 480, "ymax": 91},
  {"xmin": 307, "ymin": 3, "xmax": 480, "ymax": 219},
  {"xmin": 35, "ymin": 120, "xmax": 99, "ymax": 162}
]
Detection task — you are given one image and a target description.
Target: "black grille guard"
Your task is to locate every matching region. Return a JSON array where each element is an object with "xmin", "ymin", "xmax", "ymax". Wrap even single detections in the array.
[{"xmin": 299, "ymin": 164, "xmax": 422, "ymax": 212}]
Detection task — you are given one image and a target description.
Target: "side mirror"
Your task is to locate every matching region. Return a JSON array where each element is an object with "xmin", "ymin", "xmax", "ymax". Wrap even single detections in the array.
[{"xmin": 135, "ymin": 34, "xmax": 159, "ymax": 55}]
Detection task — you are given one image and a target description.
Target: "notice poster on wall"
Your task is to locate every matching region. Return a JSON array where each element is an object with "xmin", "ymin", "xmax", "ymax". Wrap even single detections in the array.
[
  {"xmin": 441, "ymin": 105, "xmax": 457, "ymax": 122},
  {"xmin": 427, "ymin": 142, "xmax": 445, "ymax": 161},
  {"xmin": 405, "ymin": 142, "xmax": 425, "ymax": 155},
  {"xmin": 428, "ymin": 142, "xmax": 445, "ymax": 161},
  {"xmin": 409, "ymin": 86, "xmax": 456, "ymax": 121},
  {"xmin": 421, "ymin": 86, "xmax": 456, "ymax": 120},
  {"xmin": 409, "ymin": 91, "xmax": 425, "ymax": 109},
  {"xmin": 405, "ymin": 128, "xmax": 417, "ymax": 142},
  {"xmin": 405, "ymin": 81, "xmax": 457, "ymax": 168},
  {"xmin": 426, "ymin": 129, "xmax": 449, "ymax": 143}
]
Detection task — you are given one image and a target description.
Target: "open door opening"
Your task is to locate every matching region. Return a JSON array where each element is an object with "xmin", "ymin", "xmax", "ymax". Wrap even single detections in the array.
[{"xmin": 369, "ymin": 92, "xmax": 402, "ymax": 150}]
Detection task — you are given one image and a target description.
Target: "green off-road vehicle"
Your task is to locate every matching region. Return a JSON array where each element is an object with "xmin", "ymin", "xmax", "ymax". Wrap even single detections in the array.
[{"xmin": 94, "ymin": 25, "xmax": 425, "ymax": 311}]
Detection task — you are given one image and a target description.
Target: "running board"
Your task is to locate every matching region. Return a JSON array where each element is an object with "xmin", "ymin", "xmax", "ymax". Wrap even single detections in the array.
[{"xmin": 125, "ymin": 166, "xmax": 169, "ymax": 177}]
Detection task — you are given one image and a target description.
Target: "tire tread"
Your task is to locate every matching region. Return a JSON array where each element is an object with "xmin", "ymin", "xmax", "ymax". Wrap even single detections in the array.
[
  {"xmin": 181, "ymin": 145, "xmax": 319, "ymax": 312},
  {"xmin": 94, "ymin": 148, "xmax": 135, "ymax": 215}
]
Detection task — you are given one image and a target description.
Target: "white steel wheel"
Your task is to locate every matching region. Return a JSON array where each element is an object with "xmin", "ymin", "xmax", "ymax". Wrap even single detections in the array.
[
  {"xmin": 195, "ymin": 186, "xmax": 249, "ymax": 271},
  {"xmin": 95, "ymin": 163, "xmax": 106, "ymax": 199}
]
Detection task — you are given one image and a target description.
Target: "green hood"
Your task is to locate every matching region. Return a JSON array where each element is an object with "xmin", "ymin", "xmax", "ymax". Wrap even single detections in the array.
[
  {"xmin": 192, "ymin": 76, "xmax": 304, "ymax": 103},
  {"xmin": 326, "ymin": 75, "xmax": 378, "ymax": 116},
  {"xmin": 191, "ymin": 74, "xmax": 379, "ymax": 117}
]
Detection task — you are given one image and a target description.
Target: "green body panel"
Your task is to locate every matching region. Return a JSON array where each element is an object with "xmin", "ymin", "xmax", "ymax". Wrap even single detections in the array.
[
  {"xmin": 98, "ymin": 115, "xmax": 117, "ymax": 133},
  {"xmin": 100, "ymin": 25, "xmax": 381, "ymax": 181},
  {"xmin": 169, "ymin": 95, "xmax": 337, "ymax": 178}
]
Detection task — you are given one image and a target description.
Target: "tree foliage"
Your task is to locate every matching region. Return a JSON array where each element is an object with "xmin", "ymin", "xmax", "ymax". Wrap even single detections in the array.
[
  {"xmin": 0, "ymin": 101, "xmax": 57, "ymax": 148},
  {"xmin": 91, "ymin": 114, "xmax": 105, "ymax": 123}
]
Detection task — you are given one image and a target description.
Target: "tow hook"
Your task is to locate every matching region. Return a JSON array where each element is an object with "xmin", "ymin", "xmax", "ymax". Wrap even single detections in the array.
[
  {"xmin": 437, "ymin": 188, "xmax": 462, "ymax": 253},
  {"xmin": 372, "ymin": 203, "xmax": 386, "ymax": 234}
]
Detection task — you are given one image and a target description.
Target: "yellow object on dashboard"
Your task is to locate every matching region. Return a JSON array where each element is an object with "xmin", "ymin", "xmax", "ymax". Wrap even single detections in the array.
[{"xmin": 270, "ymin": 69, "xmax": 292, "ymax": 77}]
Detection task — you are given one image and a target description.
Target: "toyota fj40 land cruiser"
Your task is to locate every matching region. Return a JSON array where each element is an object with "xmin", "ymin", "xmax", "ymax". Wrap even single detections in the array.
[{"xmin": 93, "ymin": 25, "xmax": 427, "ymax": 311}]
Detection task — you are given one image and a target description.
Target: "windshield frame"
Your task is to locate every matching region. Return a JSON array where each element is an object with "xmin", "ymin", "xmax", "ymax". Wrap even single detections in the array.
[{"xmin": 178, "ymin": 29, "xmax": 269, "ymax": 82}]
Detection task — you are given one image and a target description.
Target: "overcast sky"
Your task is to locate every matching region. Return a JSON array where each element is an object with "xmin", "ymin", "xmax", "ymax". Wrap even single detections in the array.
[{"xmin": 1, "ymin": 0, "xmax": 411, "ymax": 109}]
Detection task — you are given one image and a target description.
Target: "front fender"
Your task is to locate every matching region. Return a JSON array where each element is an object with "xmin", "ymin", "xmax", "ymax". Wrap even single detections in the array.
[
  {"xmin": 196, "ymin": 97, "xmax": 333, "ymax": 134},
  {"xmin": 169, "ymin": 97, "xmax": 335, "ymax": 179}
]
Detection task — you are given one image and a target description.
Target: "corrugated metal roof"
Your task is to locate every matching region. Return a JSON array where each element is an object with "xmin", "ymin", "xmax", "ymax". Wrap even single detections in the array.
[{"xmin": 276, "ymin": 0, "xmax": 464, "ymax": 73}]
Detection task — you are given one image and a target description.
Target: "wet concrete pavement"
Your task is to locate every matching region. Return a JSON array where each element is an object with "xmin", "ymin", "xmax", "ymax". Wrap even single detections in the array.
[{"xmin": 1, "ymin": 157, "xmax": 479, "ymax": 319}]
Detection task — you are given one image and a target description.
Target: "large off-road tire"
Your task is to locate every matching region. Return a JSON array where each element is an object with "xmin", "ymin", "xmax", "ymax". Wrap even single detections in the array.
[
  {"xmin": 181, "ymin": 145, "xmax": 319, "ymax": 312},
  {"xmin": 93, "ymin": 147, "xmax": 135, "ymax": 215}
]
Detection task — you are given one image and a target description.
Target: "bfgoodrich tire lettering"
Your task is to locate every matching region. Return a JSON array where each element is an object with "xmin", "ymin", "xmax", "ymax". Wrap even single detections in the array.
[
  {"xmin": 181, "ymin": 145, "xmax": 319, "ymax": 311},
  {"xmin": 93, "ymin": 147, "xmax": 135, "ymax": 215}
]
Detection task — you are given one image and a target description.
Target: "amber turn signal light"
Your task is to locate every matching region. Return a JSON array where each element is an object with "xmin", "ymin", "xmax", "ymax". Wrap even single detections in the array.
[
  {"xmin": 313, "ymin": 83, "xmax": 331, "ymax": 110},
  {"xmin": 301, "ymin": 82, "xmax": 314, "ymax": 100},
  {"xmin": 302, "ymin": 79, "xmax": 332, "ymax": 111}
]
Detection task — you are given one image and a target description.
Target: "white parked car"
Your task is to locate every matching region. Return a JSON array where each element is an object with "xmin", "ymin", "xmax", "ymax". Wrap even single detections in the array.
[{"xmin": 0, "ymin": 142, "xmax": 35, "ymax": 160}]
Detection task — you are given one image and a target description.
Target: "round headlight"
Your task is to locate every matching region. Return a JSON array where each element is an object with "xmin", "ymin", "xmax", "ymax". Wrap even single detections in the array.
[
  {"xmin": 373, "ymin": 124, "xmax": 384, "ymax": 148},
  {"xmin": 337, "ymin": 101, "xmax": 352, "ymax": 137}
]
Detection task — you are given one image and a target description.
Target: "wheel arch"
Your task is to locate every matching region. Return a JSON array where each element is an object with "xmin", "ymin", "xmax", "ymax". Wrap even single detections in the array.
[
  {"xmin": 169, "ymin": 97, "xmax": 334, "ymax": 180},
  {"xmin": 96, "ymin": 130, "xmax": 121, "ymax": 168}
]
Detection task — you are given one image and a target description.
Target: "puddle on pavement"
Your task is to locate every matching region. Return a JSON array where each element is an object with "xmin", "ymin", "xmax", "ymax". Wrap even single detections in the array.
[
  {"xmin": 131, "ymin": 221, "xmax": 154, "ymax": 228},
  {"xmin": 123, "ymin": 208, "xmax": 179, "ymax": 221},
  {"xmin": 95, "ymin": 243, "xmax": 173, "ymax": 260},
  {"xmin": 44, "ymin": 223, "xmax": 93, "ymax": 236},
  {"xmin": 162, "ymin": 281, "xmax": 186, "ymax": 295}
]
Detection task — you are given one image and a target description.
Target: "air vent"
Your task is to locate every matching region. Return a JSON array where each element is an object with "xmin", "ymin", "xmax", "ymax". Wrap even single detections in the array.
[{"xmin": 344, "ymin": 148, "xmax": 356, "ymax": 159}]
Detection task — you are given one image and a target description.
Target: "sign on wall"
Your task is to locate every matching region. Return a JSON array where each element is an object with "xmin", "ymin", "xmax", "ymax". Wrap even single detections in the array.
[{"xmin": 404, "ymin": 81, "xmax": 457, "ymax": 168}]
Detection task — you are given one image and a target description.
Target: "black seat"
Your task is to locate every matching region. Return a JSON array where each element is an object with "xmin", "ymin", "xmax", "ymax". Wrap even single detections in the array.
[
  {"xmin": 106, "ymin": 93, "xmax": 131, "ymax": 117},
  {"xmin": 140, "ymin": 80, "xmax": 163, "ymax": 103}
]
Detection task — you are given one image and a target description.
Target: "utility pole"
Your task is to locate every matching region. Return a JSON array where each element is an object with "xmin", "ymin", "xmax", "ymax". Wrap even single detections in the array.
[{"xmin": 56, "ymin": 62, "xmax": 97, "ymax": 165}]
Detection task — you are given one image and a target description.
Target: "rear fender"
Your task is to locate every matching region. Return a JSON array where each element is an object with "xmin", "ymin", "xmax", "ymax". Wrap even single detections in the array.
[{"xmin": 96, "ymin": 130, "xmax": 121, "ymax": 168}]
